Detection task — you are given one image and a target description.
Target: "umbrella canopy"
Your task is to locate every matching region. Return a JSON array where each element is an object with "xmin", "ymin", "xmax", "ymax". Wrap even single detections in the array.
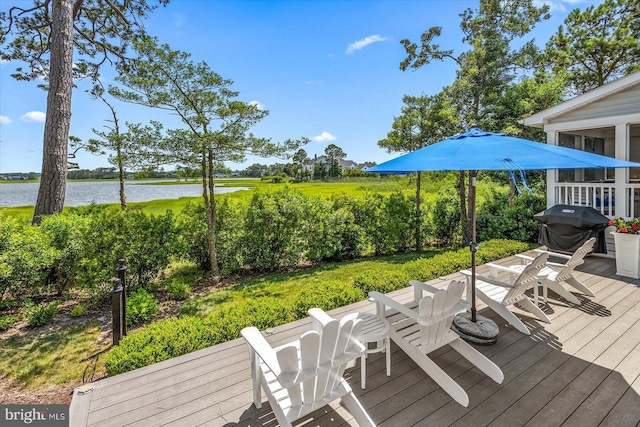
[
  {"xmin": 366, "ymin": 127, "xmax": 640, "ymax": 335},
  {"xmin": 367, "ymin": 127, "xmax": 640, "ymax": 173}
]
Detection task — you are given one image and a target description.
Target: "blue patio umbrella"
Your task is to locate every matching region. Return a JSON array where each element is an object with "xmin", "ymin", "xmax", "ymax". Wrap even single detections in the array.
[{"xmin": 367, "ymin": 127, "xmax": 640, "ymax": 339}]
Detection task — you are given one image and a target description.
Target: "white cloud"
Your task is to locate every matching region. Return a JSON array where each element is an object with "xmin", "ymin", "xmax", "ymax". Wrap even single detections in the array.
[
  {"xmin": 249, "ymin": 100, "xmax": 265, "ymax": 110},
  {"xmin": 20, "ymin": 111, "xmax": 46, "ymax": 123},
  {"xmin": 0, "ymin": 116, "xmax": 11, "ymax": 125},
  {"xmin": 312, "ymin": 131, "xmax": 336, "ymax": 142},
  {"xmin": 346, "ymin": 35, "xmax": 389, "ymax": 54},
  {"xmin": 305, "ymin": 80, "xmax": 324, "ymax": 85}
]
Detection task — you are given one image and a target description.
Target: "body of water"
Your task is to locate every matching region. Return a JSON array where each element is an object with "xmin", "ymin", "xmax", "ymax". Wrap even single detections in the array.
[{"xmin": 0, "ymin": 181, "xmax": 248, "ymax": 207}]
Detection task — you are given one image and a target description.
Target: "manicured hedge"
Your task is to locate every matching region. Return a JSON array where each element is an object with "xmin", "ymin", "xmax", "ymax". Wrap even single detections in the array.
[
  {"xmin": 291, "ymin": 281, "xmax": 365, "ymax": 320},
  {"xmin": 104, "ymin": 239, "xmax": 529, "ymax": 375}
]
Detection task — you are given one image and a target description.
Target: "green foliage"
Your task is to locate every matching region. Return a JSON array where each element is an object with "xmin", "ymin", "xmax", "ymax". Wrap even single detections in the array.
[
  {"xmin": 24, "ymin": 300, "xmax": 59, "ymax": 328},
  {"xmin": 243, "ymin": 188, "xmax": 307, "ymax": 270},
  {"xmin": 69, "ymin": 304, "xmax": 88, "ymax": 317},
  {"xmin": 126, "ymin": 289, "xmax": 159, "ymax": 328},
  {"xmin": 291, "ymin": 281, "xmax": 365, "ymax": 320},
  {"xmin": 0, "ymin": 314, "xmax": 19, "ymax": 331},
  {"xmin": 544, "ymin": 0, "xmax": 640, "ymax": 94},
  {"xmin": 165, "ymin": 279, "xmax": 191, "ymax": 301},
  {"xmin": 477, "ymin": 191, "xmax": 546, "ymax": 242},
  {"xmin": 476, "ymin": 239, "xmax": 529, "ymax": 263},
  {"xmin": 353, "ymin": 270, "xmax": 413, "ymax": 295},
  {"xmin": 105, "ymin": 296, "xmax": 291, "ymax": 375},
  {"xmin": 261, "ymin": 173, "xmax": 291, "ymax": 183},
  {"xmin": 176, "ymin": 201, "xmax": 210, "ymax": 271},
  {"xmin": 353, "ymin": 239, "xmax": 528, "ymax": 296},
  {"xmin": 304, "ymin": 197, "xmax": 366, "ymax": 263},
  {"xmin": 431, "ymin": 190, "xmax": 461, "ymax": 243},
  {"xmin": 0, "ymin": 215, "xmax": 58, "ymax": 299},
  {"xmin": 104, "ymin": 316, "xmax": 213, "ymax": 376},
  {"xmin": 205, "ymin": 297, "xmax": 291, "ymax": 344},
  {"xmin": 40, "ymin": 214, "xmax": 91, "ymax": 294}
]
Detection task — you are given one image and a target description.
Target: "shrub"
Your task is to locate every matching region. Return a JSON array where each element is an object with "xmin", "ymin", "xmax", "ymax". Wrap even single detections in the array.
[
  {"xmin": 176, "ymin": 201, "xmax": 210, "ymax": 271},
  {"xmin": 291, "ymin": 281, "xmax": 365, "ymax": 320},
  {"xmin": 69, "ymin": 304, "xmax": 88, "ymax": 317},
  {"xmin": 105, "ymin": 296, "xmax": 291, "ymax": 375},
  {"xmin": 126, "ymin": 289, "xmax": 159, "ymax": 328},
  {"xmin": 353, "ymin": 269, "xmax": 412, "ymax": 295},
  {"xmin": 40, "ymin": 214, "xmax": 91, "ymax": 294},
  {"xmin": 353, "ymin": 239, "xmax": 529, "ymax": 296},
  {"xmin": 304, "ymin": 197, "xmax": 366, "ymax": 263},
  {"xmin": 24, "ymin": 300, "xmax": 59, "ymax": 328},
  {"xmin": 243, "ymin": 188, "xmax": 307, "ymax": 270},
  {"xmin": 0, "ymin": 314, "xmax": 19, "ymax": 331},
  {"xmin": 477, "ymin": 191, "xmax": 546, "ymax": 242},
  {"xmin": 165, "ymin": 279, "xmax": 191, "ymax": 301},
  {"xmin": 431, "ymin": 190, "xmax": 461, "ymax": 244},
  {"xmin": 79, "ymin": 208, "xmax": 178, "ymax": 287},
  {"xmin": 205, "ymin": 297, "xmax": 291, "ymax": 343},
  {"xmin": 104, "ymin": 316, "xmax": 213, "ymax": 375},
  {"xmin": 0, "ymin": 215, "xmax": 58, "ymax": 299},
  {"xmin": 476, "ymin": 239, "xmax": 529, "ymax": 264}
]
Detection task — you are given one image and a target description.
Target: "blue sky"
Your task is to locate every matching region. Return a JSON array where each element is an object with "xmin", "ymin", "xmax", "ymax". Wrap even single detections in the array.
[{"xmin": 0, "ymin": 0, "xmax": 602, "ymax": 173}]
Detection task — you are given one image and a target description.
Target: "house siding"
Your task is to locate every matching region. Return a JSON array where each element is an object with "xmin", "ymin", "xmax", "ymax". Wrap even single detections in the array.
[{"xmin": 550, "ymin": 84, "xmax": 640, "ymax": 124}]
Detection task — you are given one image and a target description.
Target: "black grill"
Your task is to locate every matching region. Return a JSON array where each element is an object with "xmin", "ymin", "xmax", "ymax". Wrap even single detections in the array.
[{"xmin": 534, "ymin": 204, "xmax": 610, "ymax": 254}]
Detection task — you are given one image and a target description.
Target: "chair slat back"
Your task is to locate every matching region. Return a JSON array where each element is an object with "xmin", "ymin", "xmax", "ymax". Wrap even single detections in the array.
[
  {"xmin": 504, "ymin": 252, "xmax": 548, "ymax": 302},
  {"xmin": 277, "ymin": 344, "xmax": 303, "ymax": 408},
  {"xmin": 315, "ymin": 318, "xmax": 339, "ymax": 399},
  {"xmin": 419, "ymin": 280, "xmax": 465, "ymax": 347},
  {"xmin": 300, "ymin": 330, "xmax": 320, "ymax": 405},
  {"xmin": 555, "ymin": 237, "xmax": 595, "ymax": 281}
]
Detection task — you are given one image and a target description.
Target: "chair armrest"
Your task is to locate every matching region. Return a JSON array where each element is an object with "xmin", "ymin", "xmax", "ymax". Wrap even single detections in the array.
[
  {"xmin": 369, "ymin": 291, "xmax": 467, "ymax": 327},
  {"xmin": 534, "ymin": 248, "xmax": 572, "ymax": 260},
  {"xmin": 460, "ymin": 270, "xmax": 515, "ymax": 289},
  {"xmin": 409, "ymin": 279, "xmax": 438, "ymax": 302},
  {"xmin": 485, "ymin": 263, "xmax": 515, "ymax": 273},
  {"xmin": 546, "ymin": 261, "xmax": 565, "ymax": 268},
  {"xmin": 241, "ymin": 327, "xmax": 281, "ymax": 377},
  {"xmin": 516, "ymin": 254, "xmax": 535, "ymax": 264},
  {"xmin": 308, "ymin": 307, "xmax": 333, "ymax": 333}
]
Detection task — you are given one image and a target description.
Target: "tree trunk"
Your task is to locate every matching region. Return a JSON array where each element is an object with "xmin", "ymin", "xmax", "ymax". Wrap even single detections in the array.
[
  {"xmin": 117, "ymin": 152, "xmax": 127, "ymax": 209},
  {"xmin": 415, "ymin": 172, "xmax": 422, "ymax": 251},
  {"xmin": 32, "ymin": 0, "xmax": 74, "ymax": 225},
  {"xmin": 202, "ymin": 146, "xmax": 220, "ymax": 278},
  {"xmin": 458, "ymin": 171, "xmax": 468, "ymax": 244}
]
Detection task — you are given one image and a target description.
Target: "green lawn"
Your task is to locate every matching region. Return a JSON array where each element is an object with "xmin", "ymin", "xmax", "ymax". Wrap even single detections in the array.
[
  {"xmin": 0, "ymin": 321, "xmax": 109, "ymax": 388},
  {"xmin": 178, "ymin": 248, "xmax": 445, "ymax": 317}
]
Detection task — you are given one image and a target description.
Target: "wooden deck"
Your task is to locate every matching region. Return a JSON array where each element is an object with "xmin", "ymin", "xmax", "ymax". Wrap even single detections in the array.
[{"xmin": 69, "ymin": 251, "xmax": 640, "ymax": 427}]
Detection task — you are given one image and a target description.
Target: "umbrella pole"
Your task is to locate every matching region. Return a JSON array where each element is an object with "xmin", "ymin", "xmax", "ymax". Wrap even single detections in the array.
[
  {"xmin": 470, "ymin": 170, "xmax": 478, "ymax": 323},
  {"xmin": 452, "ymin": 169, "xmax": 499, "ymax": 345}
]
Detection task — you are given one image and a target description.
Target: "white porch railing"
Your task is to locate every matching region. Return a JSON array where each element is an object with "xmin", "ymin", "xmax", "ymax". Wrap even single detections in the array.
[
  {"xmin": 553, "ymin": 183, "xmax": 640, "ymax": 218},
  {"xmin": 626, "ymin": 185, "xmax": 640, "ymax": 218},
  {"xmin": 554, "ymin": 183, "xmax": 616, "ymax": 217}
]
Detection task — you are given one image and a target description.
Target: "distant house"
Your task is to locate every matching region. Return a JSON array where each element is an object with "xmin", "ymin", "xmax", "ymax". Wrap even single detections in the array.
[{"xmin": 304, "ymin": 155, "xmax": 373, "ymax": 172}]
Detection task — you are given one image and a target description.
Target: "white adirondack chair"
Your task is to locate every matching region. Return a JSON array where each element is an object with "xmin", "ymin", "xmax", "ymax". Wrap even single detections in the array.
[
  {"xmin": 240, "ymin": 308, "xmax": 376, "ymax": 427},
  {"xmin": 512, "ymin": 237, "xmax": 596, "ymax": 304},
  {"xmin": 369, "ymin": 280, "xmax": 503, "ymax": 407},
  {"xmin": 462, "ymin": 252, "xmax": 550, "ymax": 335}
]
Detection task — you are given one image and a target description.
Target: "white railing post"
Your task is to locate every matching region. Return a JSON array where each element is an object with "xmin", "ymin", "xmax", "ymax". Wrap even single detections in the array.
[{"xmin": 615, "ymin": 123, "xmax": 629, "ymax": 217}]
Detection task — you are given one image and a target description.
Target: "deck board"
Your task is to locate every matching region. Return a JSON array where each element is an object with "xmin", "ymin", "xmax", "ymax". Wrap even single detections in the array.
[{"xmin": 69, "ymin": 252, "xmax": 640, "ymax": 427}]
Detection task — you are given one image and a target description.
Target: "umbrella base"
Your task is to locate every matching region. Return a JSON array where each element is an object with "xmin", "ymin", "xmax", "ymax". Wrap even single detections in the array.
[{"xmin": 452, "ymin": 312, "xmax": 499, "ymax": 346}]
